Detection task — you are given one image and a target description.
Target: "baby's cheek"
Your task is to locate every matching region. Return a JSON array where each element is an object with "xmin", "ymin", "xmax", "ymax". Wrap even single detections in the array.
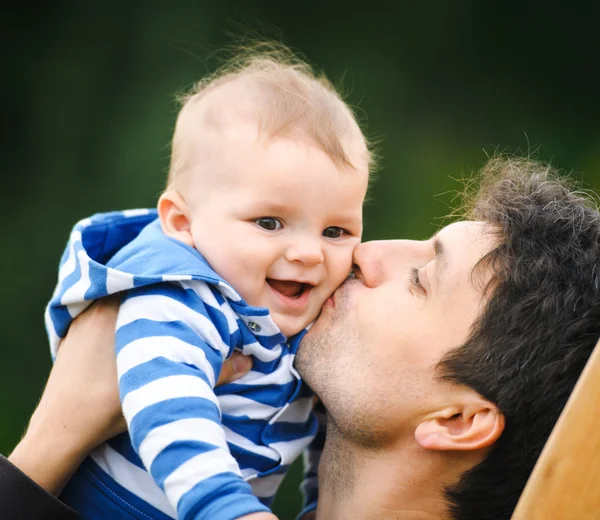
[{"xmin": 327, "ymin": 246, "xmax": 356, "ymax": 287}]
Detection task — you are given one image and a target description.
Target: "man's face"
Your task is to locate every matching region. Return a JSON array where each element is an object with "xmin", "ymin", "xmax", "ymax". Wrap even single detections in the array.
[{"xmin": 295, "ymin": 221, "xmax": 496, "ymax": 444}]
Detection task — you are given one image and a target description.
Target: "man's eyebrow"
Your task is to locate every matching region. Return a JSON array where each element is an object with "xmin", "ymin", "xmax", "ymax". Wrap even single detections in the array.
[{"xmin": 432, "ymin": 234, "xmax": 448, "ymax": 289}]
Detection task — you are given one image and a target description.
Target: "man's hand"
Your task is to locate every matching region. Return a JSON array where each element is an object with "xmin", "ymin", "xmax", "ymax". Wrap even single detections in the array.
[
  {"xmin": 9, "ymin": 297, "xmax": 252, "ymax": 495},
  {"xmin": 218, "ymin": 349, "xmax": 254, "ymax": 385}
]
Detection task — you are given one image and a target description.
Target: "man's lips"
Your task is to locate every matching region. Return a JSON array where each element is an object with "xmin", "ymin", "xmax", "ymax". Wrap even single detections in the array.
[{"xmin": 325, "ymin": 270, "xmax": 359, "ymax": 308}]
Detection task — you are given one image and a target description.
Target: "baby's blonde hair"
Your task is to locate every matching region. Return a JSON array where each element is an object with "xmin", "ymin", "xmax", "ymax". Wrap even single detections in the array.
[{"xmin": 167, "ymin": 42, "xmax": 372, "ymax": 189}]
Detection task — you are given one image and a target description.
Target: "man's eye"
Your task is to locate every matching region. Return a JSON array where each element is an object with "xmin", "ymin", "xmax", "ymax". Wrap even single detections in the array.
[
  {"xmin": 254, "ymin": 217, "xmax": 283, "ymax": 231},
  {"xmin": 322, "ymin": 226, "xmax": 347, "ymax": 239},
  {"xmin": 409, "ymin": 267, "xmax": 426, "ymax": 294}
]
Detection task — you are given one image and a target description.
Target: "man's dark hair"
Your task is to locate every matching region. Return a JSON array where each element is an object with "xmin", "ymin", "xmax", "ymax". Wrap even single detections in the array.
[{"xmin": 437, "ymin": 156, "xmax": 600, "ymax": 520}]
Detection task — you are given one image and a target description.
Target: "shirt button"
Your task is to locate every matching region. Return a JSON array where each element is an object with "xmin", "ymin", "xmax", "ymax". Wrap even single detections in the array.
[{"xmin": 248, "ymin": 321, "xmax": 261, "ymax": 333}]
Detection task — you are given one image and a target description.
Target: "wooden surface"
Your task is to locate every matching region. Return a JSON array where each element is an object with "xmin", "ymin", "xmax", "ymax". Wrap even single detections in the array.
[{"xmin": 511, "ymin": 339, "xmax": 600, "ymax": 519}]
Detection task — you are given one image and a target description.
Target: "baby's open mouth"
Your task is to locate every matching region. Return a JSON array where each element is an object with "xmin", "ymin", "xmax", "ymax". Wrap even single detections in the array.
[{"xmin": 267, "ymin": 279, "xmax": 313, "ymax": 299}]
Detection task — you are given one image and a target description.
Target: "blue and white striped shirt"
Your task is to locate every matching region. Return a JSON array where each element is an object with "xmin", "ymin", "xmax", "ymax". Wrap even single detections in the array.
[{"xmin": 46, "ymin": 209, "xmax": 319, "ymax": 520}]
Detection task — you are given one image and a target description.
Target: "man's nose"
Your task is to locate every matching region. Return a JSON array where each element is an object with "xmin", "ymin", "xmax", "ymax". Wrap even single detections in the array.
[
  {"xmin": 285, "ymin": 236, "xmax": 324, "ymax": 267},
  {"xmin": 353, "ymin": 239, "xmax": 431, "ymax": 287}
]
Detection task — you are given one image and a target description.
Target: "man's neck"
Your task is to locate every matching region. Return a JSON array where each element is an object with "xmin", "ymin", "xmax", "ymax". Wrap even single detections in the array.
[{"xmin": 315, "ymin": 423, "xmax": 463, "ymax": 520}]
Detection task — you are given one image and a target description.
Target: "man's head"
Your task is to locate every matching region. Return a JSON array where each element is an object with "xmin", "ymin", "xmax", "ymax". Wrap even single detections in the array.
[
  {"xmin": 296, "ymin": 157, "xmax": 600, "ymax": 519},
  {"xmin": 296, "ymin": 220, "xmax": 501, "ymax": 450},
  {"xmin": 157, "ymin": 43, "xmax": 372, "ymax": 337},
  {"xmin": 437, "ymin": 157, "xmax": 600, "ymax": 519}
]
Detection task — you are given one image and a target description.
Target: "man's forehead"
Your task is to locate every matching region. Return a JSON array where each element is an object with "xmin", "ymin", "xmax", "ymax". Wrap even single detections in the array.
[
  {"xmin": 432, "ymin": 221, "xmax": 490, "ymax": 249},
  {"xmin": 431, "ymin": 221, "xmax": 495, "ymax": 290}
]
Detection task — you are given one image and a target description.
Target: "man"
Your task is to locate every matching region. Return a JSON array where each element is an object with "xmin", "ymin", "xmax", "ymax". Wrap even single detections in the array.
[
  {"xmin": 295, "ymin": 156, "xmax": 600, "ymax": 519},
  {"xmin": 4, "ymin": 156, "xmax": 600, "ymax": 519}
]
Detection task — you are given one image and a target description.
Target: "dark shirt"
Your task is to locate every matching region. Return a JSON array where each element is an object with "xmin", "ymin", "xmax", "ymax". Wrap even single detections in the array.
[{"xmin": 0, "ymin": 455, "xmax": 80, "ymax": 520}]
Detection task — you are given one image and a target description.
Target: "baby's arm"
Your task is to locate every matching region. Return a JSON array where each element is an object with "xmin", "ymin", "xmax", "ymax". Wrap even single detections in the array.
[{"xmin": 117, "ymin": 284, "xmax": 272, "ymax": 520}]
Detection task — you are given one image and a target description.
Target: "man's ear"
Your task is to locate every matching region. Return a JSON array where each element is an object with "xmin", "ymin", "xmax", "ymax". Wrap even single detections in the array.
[
  {"xmin": 414, "ymin": 396, "xmax": 504, "ymax": 452},
  {"xmin": 157, "ymin": 190, "xmax": 194, "ymax": 247}
]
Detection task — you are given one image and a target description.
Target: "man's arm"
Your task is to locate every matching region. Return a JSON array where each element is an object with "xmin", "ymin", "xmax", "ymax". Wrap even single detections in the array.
[
  {"xmin": 0, "ymin": 454, "xmax": 80, "ymax": 520},
  {"xmin": 9, "ymin": 298, "xmax": 124, "ymax": 495}
]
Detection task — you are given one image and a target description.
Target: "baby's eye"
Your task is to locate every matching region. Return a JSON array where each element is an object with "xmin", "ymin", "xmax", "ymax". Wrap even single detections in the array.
[
  {"xmin": 254, "ymin": 217, "xmax": 283, "ymax": 231},
  {"xmin": 322, "ymin": 226, "xmax": 347, "ymax": 239}
]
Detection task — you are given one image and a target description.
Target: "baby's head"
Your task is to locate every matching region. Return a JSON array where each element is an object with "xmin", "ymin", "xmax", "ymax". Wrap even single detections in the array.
[{"xmin": 158, "ymin": 43, "xmax": 373, "ymax": 337}]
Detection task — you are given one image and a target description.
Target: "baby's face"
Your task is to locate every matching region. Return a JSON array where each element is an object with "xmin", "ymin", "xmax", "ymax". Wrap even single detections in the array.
[{"xmin": 186, "ymin": 124, "xmax": 368, "ymax": 337}]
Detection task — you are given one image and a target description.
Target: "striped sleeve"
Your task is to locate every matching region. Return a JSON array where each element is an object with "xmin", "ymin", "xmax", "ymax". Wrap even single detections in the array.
[
  {"xmin": 298, "ymin": 400, "xmax": 326, "ymax": 518},
  {"xmin": 116, "ymin": 283, "xmax": 270, "ymax": 520}
]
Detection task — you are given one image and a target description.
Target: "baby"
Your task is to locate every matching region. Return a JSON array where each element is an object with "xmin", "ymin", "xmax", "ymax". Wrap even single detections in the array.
[{"xmin": 46, "ymin": 47, "xmax": 371, "ymax": 520}]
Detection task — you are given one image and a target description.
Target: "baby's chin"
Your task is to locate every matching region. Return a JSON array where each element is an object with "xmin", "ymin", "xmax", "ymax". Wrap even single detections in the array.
[{"xmin": 274, "ymin": 309, "xmax": 321, "ymax": 339}]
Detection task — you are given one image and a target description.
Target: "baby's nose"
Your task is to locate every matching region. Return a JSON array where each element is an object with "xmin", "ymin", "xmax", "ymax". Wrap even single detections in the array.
[{"xmin": 285, "ymin": 237, "xmax": 324, "ymax": 266}]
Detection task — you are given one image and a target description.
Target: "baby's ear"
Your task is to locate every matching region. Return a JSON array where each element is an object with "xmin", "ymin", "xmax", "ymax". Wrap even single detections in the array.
[
  {"xmin": 157, "ymin": 191, "xmax": 194, "ymax": 247},
  {"xmin": 414, "ymin": 396, "xmax": 504, "ymax": 452}
]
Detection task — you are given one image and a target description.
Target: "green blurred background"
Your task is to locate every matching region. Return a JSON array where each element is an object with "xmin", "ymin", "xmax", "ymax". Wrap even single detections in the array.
[{"xmin": 3, "ymin": 1, "xmax": 599, "ymax": 517}]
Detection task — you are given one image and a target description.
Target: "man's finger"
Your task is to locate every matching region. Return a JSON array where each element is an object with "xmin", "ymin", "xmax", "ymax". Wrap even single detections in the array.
[{"xmin": 217, "ymin": 351, "xmax": 252, "ymax": 386}]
